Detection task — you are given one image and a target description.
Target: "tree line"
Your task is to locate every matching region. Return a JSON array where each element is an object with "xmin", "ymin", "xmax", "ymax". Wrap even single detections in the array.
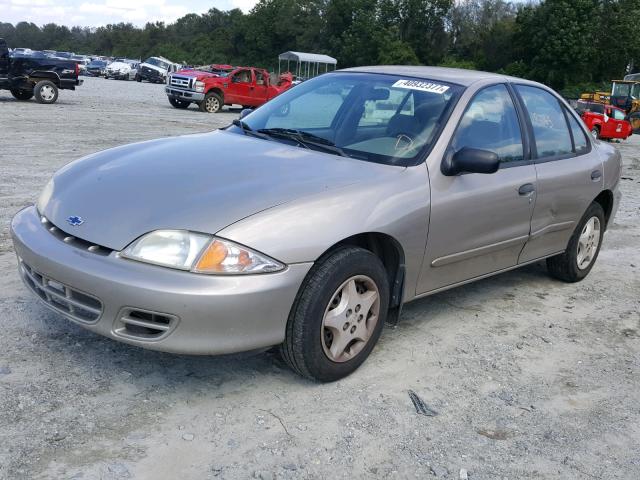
[{"xmin": 1, "ymin": 0, "xmax": 638, "ymax": 95}]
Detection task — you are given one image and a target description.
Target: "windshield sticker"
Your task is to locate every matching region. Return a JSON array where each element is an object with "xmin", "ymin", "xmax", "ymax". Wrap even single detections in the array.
[{"xmin": 392, "ymin": 79, "xmax": 449, "ymax": 94}]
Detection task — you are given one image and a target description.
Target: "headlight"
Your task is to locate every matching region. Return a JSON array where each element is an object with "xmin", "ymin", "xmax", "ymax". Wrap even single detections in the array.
[
  {"xmin": 121, "ymin": 230, "xmax": 285, "ymax": 274},
  {"xmin": 195, "ymin": 81, "xmax": 205, "ymax": 93}
]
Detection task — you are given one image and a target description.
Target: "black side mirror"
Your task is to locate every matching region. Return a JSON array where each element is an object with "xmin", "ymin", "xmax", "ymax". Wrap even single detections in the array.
[
  {"xmin": 239, "ymin": 108, "xmax": 253, "ymax": 119},
  {"xmin": 441, "ymin": 147, "xmax": 500, "ymax": 176}
]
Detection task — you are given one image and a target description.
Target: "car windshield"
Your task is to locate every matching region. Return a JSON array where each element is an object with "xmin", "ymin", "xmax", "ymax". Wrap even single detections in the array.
[
  {"xmin": 237, "ymin": 72, "xmax": 462, "ymax": 165},
  {"xmin": 612, "ymin": 82, "xmax": 631, "ymax": 97},
  {"xmin": 146, "ymin": 57, "xmax": 170, "ymax": 70}
]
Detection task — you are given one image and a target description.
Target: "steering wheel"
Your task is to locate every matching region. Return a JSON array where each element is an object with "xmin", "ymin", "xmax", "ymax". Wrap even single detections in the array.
[{"xmin": 394, "ymin": 133, "xmax": 415, "ymax": 150}]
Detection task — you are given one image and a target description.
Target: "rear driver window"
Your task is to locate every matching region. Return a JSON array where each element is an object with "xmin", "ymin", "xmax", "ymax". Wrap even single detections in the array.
[{"xmin": 516, "ymin": 85, "xmax": 572, "ymax": 158}]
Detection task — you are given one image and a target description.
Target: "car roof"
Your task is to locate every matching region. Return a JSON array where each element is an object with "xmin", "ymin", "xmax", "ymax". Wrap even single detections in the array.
[{"xmin": 338, "ymin": 65, "xmax": 521, "ymax": 87}]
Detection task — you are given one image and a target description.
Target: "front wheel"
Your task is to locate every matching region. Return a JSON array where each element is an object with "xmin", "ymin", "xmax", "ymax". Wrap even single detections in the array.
[
  {"xmin": 547, "ymin": 202, "xmax": 605, "ymax": 282},
  {"xmin": 281, "ymin": 246, "xmax": 389, "ymax": 382},
  {"xmin": 199, "ymin": 92, "xmax": 223, "ymax": 113},
  {"xmin": 33, "ymin": 80, "xmax": 58, "ymax": 104},
  {"xmin": 169, "ymin": 97, "xmax": 190, "ymax": 109},
  {"xmin": 590, "ymin": 126, "xmax": 600, "ymax": 139},
  {"xmin": 10, "ymin": 89, "xmax": 33, "ymax": 101}
]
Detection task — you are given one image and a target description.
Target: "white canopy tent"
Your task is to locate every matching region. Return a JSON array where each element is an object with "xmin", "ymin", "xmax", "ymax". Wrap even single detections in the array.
[{"xmin": 278, "ymin": 51, "xmax": 337, "ymax": 79}]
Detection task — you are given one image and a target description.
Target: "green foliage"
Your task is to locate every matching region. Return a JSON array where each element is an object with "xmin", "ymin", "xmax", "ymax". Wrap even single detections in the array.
[
  {"xmin": 560, "ymin": 81, "xmax": 612, "ymax": 99},
  {"xmin": 0, "ymin": 0, "xmax": 636, "ymax": 91},
  {"xmin": 437, "ymin": 57, "xmax": 477, "ymax": 70}
]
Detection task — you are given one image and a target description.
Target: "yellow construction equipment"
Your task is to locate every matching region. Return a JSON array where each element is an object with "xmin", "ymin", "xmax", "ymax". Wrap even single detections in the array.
[{"xmin": 581, "ymin": 75, "xmax": 640, "ymax": 132}]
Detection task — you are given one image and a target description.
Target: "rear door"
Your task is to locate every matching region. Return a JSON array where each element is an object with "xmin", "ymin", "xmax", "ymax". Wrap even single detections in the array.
[
  {"xmin": 515, "ymin": 84, "xmax": 603, "ymax": 263},
  {"xmin": 417, "ymin": 83, "xmax": 537, "ymax": 294},
  {"xmin": 251, "ymin": 69, "xmax": 269, "ymax": 105}
]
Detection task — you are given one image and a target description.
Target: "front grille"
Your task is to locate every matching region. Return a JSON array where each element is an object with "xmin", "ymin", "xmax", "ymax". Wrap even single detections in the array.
[
  {"xmin": 40, "ymin": 216, "xmax": 112, "ymax": 256},
  {"xmin": 114, "ymin": 308, "xmax": 178, "ymax": 340},
  {"xmin": 170, "ymin": 75, "xmax": 193, "ymax": 89},
  {"xmin": 142, "ymin": 66, "xmax": 160, "ymax": 78},
  {"xmin": 20, "ymin": 261, "xmax": 103, "ymax": 324}
]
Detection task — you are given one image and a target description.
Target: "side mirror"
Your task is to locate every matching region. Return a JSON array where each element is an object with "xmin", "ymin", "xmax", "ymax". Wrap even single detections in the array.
[
  {"xmin": 239, "ymin": 108, "xmax": 253, "ymax": 120},
  {"xmin": 441, "ymin": 147, "xmax": 500, "ymax": 176}
]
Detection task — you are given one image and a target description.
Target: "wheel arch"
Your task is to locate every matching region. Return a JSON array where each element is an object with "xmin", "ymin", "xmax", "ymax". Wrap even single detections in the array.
[
  {"xmin": 593, "ymin": 189, "xmax": 614, "ymax": 228},
  {"xmin": 317, "ymin": 232, "xmax": 406, "ymax": 318},
  {"xmin": 207, "ymin": 87, "xmax": 224, "ymax": 102},
  {"xmin": 29, "ymin": 71, "xmax": 61, "ymax": 85}
]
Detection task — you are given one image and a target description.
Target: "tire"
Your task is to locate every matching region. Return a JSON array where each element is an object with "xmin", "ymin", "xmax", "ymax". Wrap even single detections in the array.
[
  {"xmin": 135, "ymin": 75, "xmax": 141, "ymax": 82},
  {"xmin": 590, "ymin": 125, "xmax": 600, "ymax": 139},
  {"xmin": 10, "ymin": 89, "xmax": 33, "ymax": 101},
  {"xmin": 169, "ymin": 97, "xmax": 190, "ymax": 109},
  {"xmin": 33, "ymin": 80, "xmax": 58, "ymax": 104},
  {"xmin": 199, "ymin": 92, "xmax": 223, "ymax": 113},
  {"xmin": 547, "ymin": 202, "xmax": 605, "ymax": 283},
  {"xmin": 281, "ymin": 246, "xmax": 390, "ymax": 382}
]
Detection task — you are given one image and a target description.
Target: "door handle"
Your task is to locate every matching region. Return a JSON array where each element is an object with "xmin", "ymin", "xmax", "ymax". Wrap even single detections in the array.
[
  {"xmin": 591, "ymin": 170, "xmax": 602, "ymax": 181},
  {"xmin": 518, "ymin": 183, "xmax": 535, "ymax": 195}
]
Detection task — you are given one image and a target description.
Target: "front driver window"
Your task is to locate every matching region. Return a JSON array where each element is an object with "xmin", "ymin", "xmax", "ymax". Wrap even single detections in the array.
[
  {"xmin": 452, "ymin": 84, "xmax": 524, "ymax": 163},
  {"xmin": 234, "ymin": 70, "xmax": 251, "ymax": 83}
]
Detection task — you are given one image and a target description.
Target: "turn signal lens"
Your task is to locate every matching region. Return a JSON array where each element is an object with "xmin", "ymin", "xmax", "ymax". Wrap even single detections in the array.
[
  {"xmin": 193, "ymin": 238, "xmax": 284, "ymax": 274},
  {"xmin": 195, "ymin": 240, "xmax": 228, "ymax": 271}
]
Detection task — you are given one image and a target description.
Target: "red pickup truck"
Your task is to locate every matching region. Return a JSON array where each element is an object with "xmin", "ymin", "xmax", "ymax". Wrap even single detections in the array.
[
  {"xmin": 166, "ymin": 66, "xmax": 293, "ymax": 113},
  {"xmin": 576, "ymin": 100, "xmax": 633, "ymax": 140}
]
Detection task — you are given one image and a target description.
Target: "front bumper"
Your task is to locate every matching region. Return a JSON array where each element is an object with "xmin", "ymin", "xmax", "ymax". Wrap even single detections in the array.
[
  {"xmin": 166, "ymin": 86, "xmax": 205, "ymax": 102},
  {"xmin": 11, "ymin": 206, "xmax": 312, "ymax": 355},
  {"xmin": 106, "ymin": 72, "xmax": 129, "ymax": 80}
]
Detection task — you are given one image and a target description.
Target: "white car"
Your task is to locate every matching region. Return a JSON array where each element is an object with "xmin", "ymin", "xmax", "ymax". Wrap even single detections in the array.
[
  {"xmin": 105, "ymin": 61, "xmax": 138, "ymax": 80},
  {"xmin": 136, "ymin": 56, "xmax": 180, "ymax": 83}
]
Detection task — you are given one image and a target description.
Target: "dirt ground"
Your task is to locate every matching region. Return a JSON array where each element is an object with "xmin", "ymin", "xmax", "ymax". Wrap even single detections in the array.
[{"xmin": 0, "ymin": 77, "xmax": 638, "ymax": 480}]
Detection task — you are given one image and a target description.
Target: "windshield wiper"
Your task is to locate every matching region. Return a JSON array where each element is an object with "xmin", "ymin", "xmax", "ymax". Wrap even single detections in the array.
[
  {"xmin": 257, "ymin": 128, "xmax": 351, "ymax": 158},
  {"xmin": 231, "ymin": 119, "xmax": 270, "ymax": 140}
]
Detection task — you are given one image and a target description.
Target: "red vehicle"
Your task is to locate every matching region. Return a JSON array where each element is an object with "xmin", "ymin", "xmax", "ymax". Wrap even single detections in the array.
[
  {"xmin": 166, "ymin": 66, "xmax": 293, "ymax": 113},
  {"xmin": 576, "ymin": 100, "xmax": 633, "ymax": 140}
]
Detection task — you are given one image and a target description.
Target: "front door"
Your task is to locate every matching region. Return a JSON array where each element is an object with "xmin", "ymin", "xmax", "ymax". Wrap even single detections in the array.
[
  {"xmin": 515, "ymin": 85, "xmax": 604, "ymax": 262},
  {"xmin": 225, "ymin": 69, "xmax": 253, "ymax": 106},
  {"xmin": 418, "ymin": 83, "xmax": 536, "ymax": 294}
]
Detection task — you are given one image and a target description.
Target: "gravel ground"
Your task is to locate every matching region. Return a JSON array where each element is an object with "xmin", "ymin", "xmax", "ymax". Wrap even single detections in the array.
[{"xmin": 0, "ymin": 77, "xmax": 639, "ymax": 480}]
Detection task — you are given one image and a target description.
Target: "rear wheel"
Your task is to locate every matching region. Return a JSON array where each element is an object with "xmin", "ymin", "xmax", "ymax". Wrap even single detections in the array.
[
  {"xmin": 281, "ymin": 246, "xmax": 389, "ymax": 382},
  {"xmin": 169, "ymin": 97, "xmax": 190, "ymax": 109},
  {"xmin": 33, "ymin": 80, "xmax": 58, "ymax": 104},
  {"xmin": 547, "ymin": 202, "xmax": 605, "ymax": 282},
  {"xmin": 199, "ymin": 92, "xmax": 223, "ymax": 113},
  {"xmin": 10, "ymin": 89, "xmax": 33, "ymax": 101}
]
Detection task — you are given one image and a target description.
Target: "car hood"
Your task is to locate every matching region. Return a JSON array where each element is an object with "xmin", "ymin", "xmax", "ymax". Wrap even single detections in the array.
[
  {"xmin": 107, "ymin": 62, "xmax": 130, "ymax": 70},
  {"xmin": 40, "ymin": 130, "xmax": 398, "ymax": 251}
]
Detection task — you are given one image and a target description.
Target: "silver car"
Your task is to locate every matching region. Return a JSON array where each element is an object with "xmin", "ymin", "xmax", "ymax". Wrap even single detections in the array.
[{"xmin": 11, "ymin": 67, "xmax": 622, "ymax": 381}]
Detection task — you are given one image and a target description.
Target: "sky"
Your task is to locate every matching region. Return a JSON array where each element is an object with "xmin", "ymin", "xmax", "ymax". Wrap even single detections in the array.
[{"xmin": 0, "ymin": 0, "xmax": 260, "ymax": 27}]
